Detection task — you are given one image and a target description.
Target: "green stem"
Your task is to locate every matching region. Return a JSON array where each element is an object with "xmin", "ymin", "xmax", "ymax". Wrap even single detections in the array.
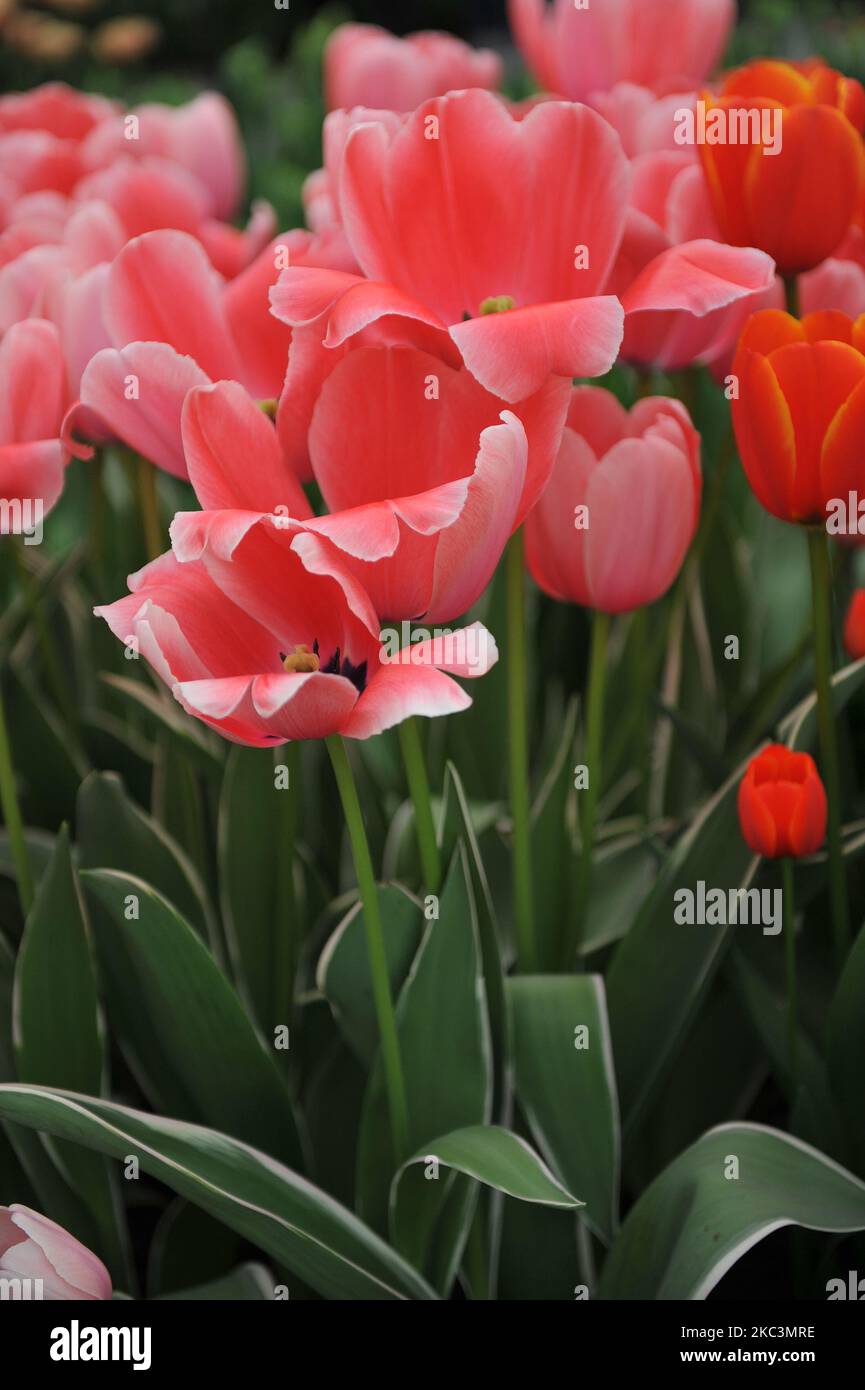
[
  {"xmin": 782, "ymin": 856, "xmax": 798, "ymax": 1094},
  {"xmin": 506, "ymin": 530, "xmax": 537, "ymax": 973},
  {"xmin": 327, "ymin": 735, "xmax": 409, "ymax": 1161},
  {"xmin": 565, "ymin": 609, "xmax": 610, "ymax": 969},
  {"xmin": 398, "ymin": 717, "xmax": 441, "ymax": 893},
  {"xmin": 136, "ymin": 459, "xmax": 162, "ymax": 562},
  {"xmin": 807, "ymin": 529, "xmax": 850, "ymax": 967},
  {"xmin": 0, "ymin": 679, "xmax": 34, "ymax": 916},
  {"xmin": 784, "ymin": 276, "xmax": 800, "ymax": 318},
  {"xmin": 631, "ymin": 609, "xmax": 651, "ymax": 821}
]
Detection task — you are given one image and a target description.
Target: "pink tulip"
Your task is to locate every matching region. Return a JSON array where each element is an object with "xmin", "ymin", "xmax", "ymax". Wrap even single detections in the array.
[
  {"xmin": 0, "ymin": 1205, "xmax": 112, "ymax": 1300},
  {"xmin": 96, "ymin": 532, "xmax": 498, "ymax": 746},
  {"xmin": 525, "ymin": 387, "xmax": 701, "ymax": 613},
  {"xmin": 65, "ymin": 226, "xmax": 355, "ymax": 477},
  {"xmin": 178, "ymin": 370, "xmax": 531, "ymax": 623},
  {"xmin": 0, "ymin": 318, "xmax": 67, "ymax": 527},
  {"xmin": 271, "ymin": 90, "xmax": 775, "ymax": 406},
  {"xmin": 0, "ymin": 84, "xmax": 115, "ymax": 140},
  {"xmin": 81, "ymin": 92, "xmax": 245, "ymax": 221},
  {"xmin": 0, "ymin": 83, "xmax": 269, "ymax": 356},
  {"xmin": 508, "ymin": 0, "xmax": 736, "ymax": 101},
  {"xmin": 324, "ymin": 23, "xmax": 502, "ymax": 113}
]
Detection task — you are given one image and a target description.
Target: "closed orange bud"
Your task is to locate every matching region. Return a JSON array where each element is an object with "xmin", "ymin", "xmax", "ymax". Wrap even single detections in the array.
[
  {"xmin": 699, "ymin": 59, "xmax": 865, "ymax": 275},
  {"xmin": 738, "ymin": 745, "xmax": 827, "ymax": 860},
  {"xmin": 731, "ymin": 308, "xmax": 865, "ymax": 524}
]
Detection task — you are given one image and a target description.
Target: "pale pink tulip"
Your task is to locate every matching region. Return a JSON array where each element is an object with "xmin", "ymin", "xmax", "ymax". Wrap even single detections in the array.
[
  {"xmin": 508, "ymin": 0, "xmax": 735, "ymax": 101},
  {"xmin": 525, "ymin": 387, "xmax": 701, "ymax": 613},
  {"xmin": 0, "ymin": 1205, "xmax": 111, "ymax": 1301},
  {"xmin": 325, "ymin": 23, "xmax": 502, "ymax": 113}
]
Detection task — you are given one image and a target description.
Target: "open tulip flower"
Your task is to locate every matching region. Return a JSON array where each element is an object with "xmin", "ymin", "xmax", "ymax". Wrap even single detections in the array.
[
  {"xmin": 97, "ymin": 534, "xmax": 498, "ymax": 746},
  {"xmin": 324, "ymin": 22, "xmax": 502, "ymax": 112},
  {"xmin": 699, "ymin": 60, "xmax": 865, "ymax": 276},
  {"xmin": 731, "ymin": 308, "xmax": 865, "ymax": 525},
  {"xmin": 507, "ymin": 0, "xmax": 736, "ymax": 103},
  {"xmin": 738, "ymin": 744, "xmax": 828, "ymax": 860},
  {"xmin": 0, "ymin": 1205, "xmax": 112, "ymax": 1301},
  {"xmin": 273, "ymin": 88, "xmax": 778, "ymax": 419},
  {"xmin": 525, "ymin": 387, "xmax": 701, "ymax": 613}
]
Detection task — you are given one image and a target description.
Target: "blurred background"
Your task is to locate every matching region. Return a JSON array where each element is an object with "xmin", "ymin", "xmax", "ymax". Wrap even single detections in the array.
[{"xmin": 0, "ymin": 0, "xmax": 861, "ymax": 231}]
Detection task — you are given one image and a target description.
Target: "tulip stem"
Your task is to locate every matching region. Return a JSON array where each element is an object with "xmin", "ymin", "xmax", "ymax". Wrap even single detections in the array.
[
  {"xmin": 0, "ymin": 677, "xmax": 34, "ymax": 917},
  {"xmin": 136, "ymin": 458, "xmax": 162, "ymax": 562},
  {"xmin": 782, "ymin": 856, "xmax": 798, "ymax": 1094},
  {"xmin": 807, "ymin": 528, "xmax": 850, "ymax": 967},
  {"xmin": 506, "ymin": 529, "xmax": 537, "ymax": 973},
  {"xmin": 784, "ymin": 276, "xmax": 800, "ymax": 319},
  {"xmin": 565, "ymin": 609, "xmax": 610, "ymax": 969},
  {"xmin": 326, "ymin": 734, "xmax": 409, "ymax": 1162},
  {"xmin": 398, "ymin": 716, "xmax": 441, "ymax": 893}
]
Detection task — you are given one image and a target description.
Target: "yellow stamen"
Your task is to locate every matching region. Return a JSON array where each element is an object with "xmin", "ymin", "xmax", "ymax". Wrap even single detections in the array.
[
  {"xmin": 480, "ymin": 295, "xmax": 516, "ymax": 316},
  {"xmin": 282, "ymin": 644, "xmax": 320, "ymax": 674}
]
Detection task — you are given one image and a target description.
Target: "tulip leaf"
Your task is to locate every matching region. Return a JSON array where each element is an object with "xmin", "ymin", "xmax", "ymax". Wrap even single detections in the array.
[
  {"xmin": 782, "ymin": 655, "xmax": 865, "ymax": 751},
  {"xmin": 0, "ymin": 1085, "xmax": 437, "ymax": 1302},
  {"xmin": 507, "ymin": 974, "xmax": 619, "ymax": 1243},
  {"xmin": 77, "ymin": 771, "xmax": 215, "ymax": 946},
  {"xmin": 600, "ymin": 1124, "xmax": 865, "ymax": 1300},
  {"xmin": 218, "ymin": 746, "xmax": 302, "ymax": 1032},
  {"xmin": 100, "ymin": 673, "xmax": 222, "ymax": 772},
  {"xmin": 440, "ymin": 761, "xmax": 509, "ymax": 1114},
  {"xmin": 317, "ymin": 883, "xmax": 424, "ymax": 1067},
  {"xmin": 827, "ymin": 921, "xmax": 865, "ymax": 1171},
  {"xmin": 581, "ymin": 833, "xmax": 661, "ymax": 956},
  {"xmin": 155, "ymin": 1262, "xmax": 275, "ymax": 1300},
  {"xmin": 530, "ymin": 697, "xmax": 578, "ymax": 970},
  {"xmin": 1, "ymin": 667, "xmax": 86, "ymax": 827},
  {"xmin": 0, "ymin": 829, "xmax": 59, "ymax": 898},
  {"xmin": 13, "ymin": 829, "xmax": 131, "ymax": 1284},
  {"xmin": 356, "ymin": 845, "xmax": 491, "ymax": 1284},
  {"xmin": 606, "ymin": 754, "xmax": 758, "ymax": 1142},
  {"xmin": 392, "ymin": 1124, "xmax": 581, "ymax": 1283},
  {"xmin": 80, "ymin": 869, "xmax": 304, "ymax": 1169}
]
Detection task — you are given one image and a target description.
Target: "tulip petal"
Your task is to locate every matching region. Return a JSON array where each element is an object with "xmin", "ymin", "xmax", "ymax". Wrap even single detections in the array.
[
  {"xmin": 182, "ymin": 380, "xmax": 312, "ymax": 517},
  {"xmin": 78, "ymin": 342, "xmax": 211, "ymax": 478},
  {"xmin": 105, "ymin": 229, "xmax": 241, "ymax": 381},
  {"xmin": 450, "ymin": 296, "xmax": 625, "ymax": 402}
]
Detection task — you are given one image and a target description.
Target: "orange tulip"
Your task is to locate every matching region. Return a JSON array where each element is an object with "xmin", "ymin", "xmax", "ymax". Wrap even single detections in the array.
[
  {"xmin": 731, "ymin": 308, "xmax": 865, "ymax": 524},
  {"xmin": 699, "ymin": 59, "xmax": 865, "ymax": 275}
]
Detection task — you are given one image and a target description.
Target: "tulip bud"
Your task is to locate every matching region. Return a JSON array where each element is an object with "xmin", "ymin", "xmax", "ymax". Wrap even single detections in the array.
[
  {"xmin": 0, "ymin": 1205, "xmax": 112, "ymax": 1300},
  {"xmin": 737, "ymin": 744, "xmax": 828, "ymax": 860},
  {"xmin": 843, "ymin": 590, "xmax": 865, "ymax": 660},
  {"xmin": 524, "ymin": 387, "xmax": 701, "ymax": 614}
]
